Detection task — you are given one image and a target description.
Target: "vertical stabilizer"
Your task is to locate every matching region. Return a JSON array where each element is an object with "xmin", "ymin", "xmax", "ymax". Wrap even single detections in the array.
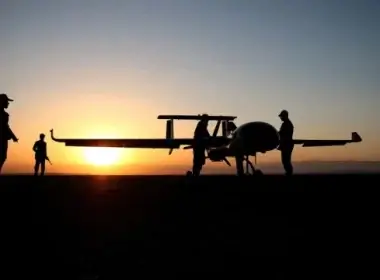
[
  {"xmin": 166, "ymin": 120, "xmax": 174, "ymax": 139},
  {"xmin": 222, "ymin": 121, "xmax": 228, "ymax": 137},
  {"xmin": 166, "ymin": 120, "xmax": 174, "ymax": 155}
]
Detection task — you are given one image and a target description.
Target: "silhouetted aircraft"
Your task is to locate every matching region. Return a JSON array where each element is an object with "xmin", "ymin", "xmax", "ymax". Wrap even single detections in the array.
[{"xmin": 50, "ymin": 114, "xmax": 362, "ymax": 175}]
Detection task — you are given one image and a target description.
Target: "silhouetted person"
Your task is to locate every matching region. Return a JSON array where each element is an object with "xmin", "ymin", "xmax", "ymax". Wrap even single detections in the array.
[
  {"xmin": 278, "ymin": 110, "xmax": 294, "ymax": 175},
  {"xmin": 192, "ymin": 114, "xmax": 210, "ymax": 176},
  {"xmin": 0, "ymin": 93, "xmax": 18, "ymax": 174},
  {"xmin": 33, "ymin": 133, "xmax": 49, "ymax": 176}
]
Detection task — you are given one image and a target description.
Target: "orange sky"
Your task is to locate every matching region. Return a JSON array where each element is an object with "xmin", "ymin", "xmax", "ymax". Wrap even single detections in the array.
[
  {"xmin": 2, "ymin": 1, "xmax": 379, "ymax": 174},
  {"xmin": 2, "ymin": 101, "xmax": 374, "ymax": 175},
  {"xmin": 2, "ymin": 89, "xmax": 376, "ymax": 175}
]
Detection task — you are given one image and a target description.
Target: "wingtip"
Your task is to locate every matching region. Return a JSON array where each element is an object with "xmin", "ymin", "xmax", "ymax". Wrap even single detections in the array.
[
  {"xmin": 50, "ymin": 129, "xmax": 55, "ymax": 140},
  {"xmin": 351, "ymin": 132, "xmax": 362, "ymax": 142}
]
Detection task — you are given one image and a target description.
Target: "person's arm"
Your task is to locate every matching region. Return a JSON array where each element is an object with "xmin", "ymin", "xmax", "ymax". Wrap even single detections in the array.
[
  {"xmin": 278, "ymin": 123, "xmax": 286, "ymax": 150},
  {"xmin": 45, "ymin": 144, "xmax": 50, "ymax": 160},
  {"xmin": 279, "ymin": 123, "xmax": 284, "ymax": 137},
  {"xmin": 8, "ymin": 126, "xmax": 18, "ymax": 142},
  {"xmin": 205, "ymin": 128, "xmax": 210, "ymax": 137},
  {"xmin": 33, "ymin": 141, "xmax": 37, "ymax": 152},
  {"xmin": 4, "ymin": 113, "xmax": 18, "ymax": 142},
  {"xmin": 279, "ymin": 122, "xmax": 293, "ymax": 144}
]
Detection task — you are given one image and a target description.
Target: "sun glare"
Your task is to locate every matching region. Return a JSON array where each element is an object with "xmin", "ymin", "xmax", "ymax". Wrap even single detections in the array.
[{"xmin": 83, "ymin": 147, "xmax": 121, "ymax": 166}]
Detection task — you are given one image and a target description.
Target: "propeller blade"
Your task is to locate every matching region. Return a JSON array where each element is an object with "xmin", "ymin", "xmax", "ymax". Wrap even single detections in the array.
[{"xmin": 223, "ymin": 158, "xmax": 231, "ymax": 166}]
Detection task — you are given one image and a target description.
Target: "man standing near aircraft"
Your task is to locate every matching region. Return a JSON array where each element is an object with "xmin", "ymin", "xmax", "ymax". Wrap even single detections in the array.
[
  {"xmin": 192, "ymin": 114, "xmax": 210, "ymax": 176},
  {"xmin": 0, "ymin": 93, "xmax": 18, "ymax": 174},
  {"xmin": 33, "ymin": 133, "xmax": 50, "ymax": 176},
  {"xmin": 278, "ymin": 110, "xmax": 294, "ymax": 175}
]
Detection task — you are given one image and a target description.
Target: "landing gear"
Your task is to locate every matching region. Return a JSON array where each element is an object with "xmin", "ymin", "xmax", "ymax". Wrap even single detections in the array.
[{"xmin": 243, "ymin": 155, "xmax": 263, "ymax": 175}]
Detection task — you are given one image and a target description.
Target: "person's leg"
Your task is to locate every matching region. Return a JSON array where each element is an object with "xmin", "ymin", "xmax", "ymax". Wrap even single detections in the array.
[
  {"xmin": 192, "ymin": 147, "xmax": 205, "ymax": 176},
  {"xmin": 0, "ymin": 154, "xmax": 5, "ymax": 174},
  {"xmin": 281, "ymin": 147, "xmax": 293, "ymax": 175},
  {"xmin": 34, "ymin": 160, "xmax": 40, "ymax": 176},
  {"xmin": 192, "ymin": 164, "xmax": 201, "ymax": 176},
  {"xmin": 0, "ymin": 141, "xmax": 8, "ymax": 174},
  {"xmin": 41, "ymin": 160, "xmax": 45, "ymax": 176},
  {"xmin": 192, "ymin": 149, "xmax": 200, "ymax": 176},
  {"xmin": 235, "ymin": 154, "xmax": 244, "ymax": 176}
]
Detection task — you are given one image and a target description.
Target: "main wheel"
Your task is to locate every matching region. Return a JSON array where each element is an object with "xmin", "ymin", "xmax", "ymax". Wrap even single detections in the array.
[
  {"xmin": 186, "ymin": 170, "xmax": 193, "ymax": 177},
  {"xmin": 245, "ymin": 160, "xmax": 255, "ymax": 175},
  {"xmin": 254, "ymin": 169, "xmax": 263, "ymax": 175}
]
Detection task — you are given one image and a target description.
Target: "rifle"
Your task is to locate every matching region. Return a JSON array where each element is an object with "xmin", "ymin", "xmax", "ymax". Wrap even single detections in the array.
[{"xmin": 46, "ymin": 156, "xmax": 52, "ymax": 165}]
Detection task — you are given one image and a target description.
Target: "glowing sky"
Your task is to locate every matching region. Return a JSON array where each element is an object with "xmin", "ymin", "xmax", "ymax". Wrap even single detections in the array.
[{"xmin": 1, "ymin": 0, "xmax": 379, "ymax": 174}]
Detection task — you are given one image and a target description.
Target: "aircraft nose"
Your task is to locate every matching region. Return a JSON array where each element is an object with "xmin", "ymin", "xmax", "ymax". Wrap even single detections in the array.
[{"xmin": 229, "ymin": 137, "xmax": 243, "ymax": 153}]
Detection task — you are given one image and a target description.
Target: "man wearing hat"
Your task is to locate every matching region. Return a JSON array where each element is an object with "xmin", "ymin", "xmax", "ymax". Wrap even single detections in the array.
[
  {"xmin": 33, "ymin": 133, "xmax": 49, "ymax": 176},
  {"xmin": 0, "ymin": 93, "xmax": 18, "ymax": 174},
  {"xmin": 191, "ymin": 114, "xmax": 210, "ymax": 176},
  {"xmin": 278, "ymin": 109, "xmax": 294, "ymax": 175}
]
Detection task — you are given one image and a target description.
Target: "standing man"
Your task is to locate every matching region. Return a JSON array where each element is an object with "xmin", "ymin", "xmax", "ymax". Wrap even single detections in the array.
[
  {"xmin": 192, "ymin": 114, "xmax": 210, "ymax": 176},
  {"xmin": 0, "ymin": 93, "xmax": 18, "ymax": 174},
  {"xmin": 278, "ymin": 110, "xmax": 294, "ymax": 176},
  {"xmin": 33, "ymin": 133, "xmax": 50, "ymax": 176}
]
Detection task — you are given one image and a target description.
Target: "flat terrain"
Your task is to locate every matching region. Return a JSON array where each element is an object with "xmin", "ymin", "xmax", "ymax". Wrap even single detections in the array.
[{"xmin": 0, "ymin": 175, "xmax": 378, "ymax": 278}]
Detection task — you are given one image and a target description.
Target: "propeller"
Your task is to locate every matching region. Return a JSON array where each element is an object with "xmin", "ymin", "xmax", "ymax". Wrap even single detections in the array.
[
  {"xmin": 223, "ymin": 158, "xmax": 231, "ymax": 166},
  {"xmin": 205, "ymin": 155, "xmax": 231, "ymax": 166},
  {"xmin": 183, "ymin": 136, "xmax": 222, "ymax": 150}
]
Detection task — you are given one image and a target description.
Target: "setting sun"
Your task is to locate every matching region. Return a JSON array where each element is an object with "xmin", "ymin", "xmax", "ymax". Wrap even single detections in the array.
[{"xmin": 83, "ymin": 148, "xmax": 122, "ymax": 166}]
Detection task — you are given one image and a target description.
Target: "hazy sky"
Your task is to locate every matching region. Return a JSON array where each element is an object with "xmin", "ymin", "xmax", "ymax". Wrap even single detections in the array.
[{"xmin": 1, "ymin": 0, "xmax": 379, "ymax": 174}]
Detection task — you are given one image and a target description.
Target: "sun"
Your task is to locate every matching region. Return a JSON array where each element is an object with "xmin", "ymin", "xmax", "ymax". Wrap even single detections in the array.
[{"xmin": 83, "ymin": 147, "xmax": 121, "ymax": 166}]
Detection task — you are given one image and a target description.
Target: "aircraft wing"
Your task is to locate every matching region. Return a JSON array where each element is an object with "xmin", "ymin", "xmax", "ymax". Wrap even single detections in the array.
[
  {"xmin": 49, "ymin": 129, "xmax": 230, "ymax": 149},
  {"xmin": 293, "ymin": 132, "xmax": 362, "ymax": 147}
]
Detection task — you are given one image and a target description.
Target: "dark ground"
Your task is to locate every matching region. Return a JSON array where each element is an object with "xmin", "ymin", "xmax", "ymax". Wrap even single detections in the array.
[{"xmin": 0, "ymin": 174, "xmax": 379, "ymax": 279}]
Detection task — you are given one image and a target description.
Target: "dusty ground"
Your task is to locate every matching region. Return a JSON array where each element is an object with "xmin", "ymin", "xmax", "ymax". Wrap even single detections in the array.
[{"xmin": 0, "ymin": 175, "xmax": 378, "ymax": 278}]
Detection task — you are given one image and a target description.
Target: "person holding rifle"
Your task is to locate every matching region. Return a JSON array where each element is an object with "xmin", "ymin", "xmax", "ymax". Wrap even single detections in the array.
[
  {"xmin": 0, "ymin": 93, "xmax": 18, "ymax": 174},
  {"xmin": 33, "ymin": 133, "xmax": 51, "ymax": 176}
]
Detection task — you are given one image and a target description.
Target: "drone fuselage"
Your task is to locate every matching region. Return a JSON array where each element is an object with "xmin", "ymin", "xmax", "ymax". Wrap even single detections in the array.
[
  {"xmin": 49, "ymin": 114, "xmax": 362, "ymax": 176},
  {"xmin": 208, "ymin": 121, "xmax": 280, "ymax": 161}
]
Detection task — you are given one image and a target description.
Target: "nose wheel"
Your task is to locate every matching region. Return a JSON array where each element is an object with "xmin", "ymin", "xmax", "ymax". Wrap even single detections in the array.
[
  {"xmin": 243, "ymin": 155, "xmax": 263, "ymax": 175},
  {"xmin": 185, "ymin": 155, "xmax": 264, "ymax": 176}
]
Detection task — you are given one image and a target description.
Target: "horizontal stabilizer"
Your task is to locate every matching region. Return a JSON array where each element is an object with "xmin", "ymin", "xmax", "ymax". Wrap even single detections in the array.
[
  {"xmin": 50, "ymin": 129, "xmax": 231, "ymax": 149},
  {"xmin": 299, "ymin": 140, "xmax": 348, "ymax": 147},
  {"xmin": 293, "ymin": 131, "xmax": 362, "ymax": 147},
  {"xmin": 158, "ymin": 114, "xmax": 236, "ymax": 121}
]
